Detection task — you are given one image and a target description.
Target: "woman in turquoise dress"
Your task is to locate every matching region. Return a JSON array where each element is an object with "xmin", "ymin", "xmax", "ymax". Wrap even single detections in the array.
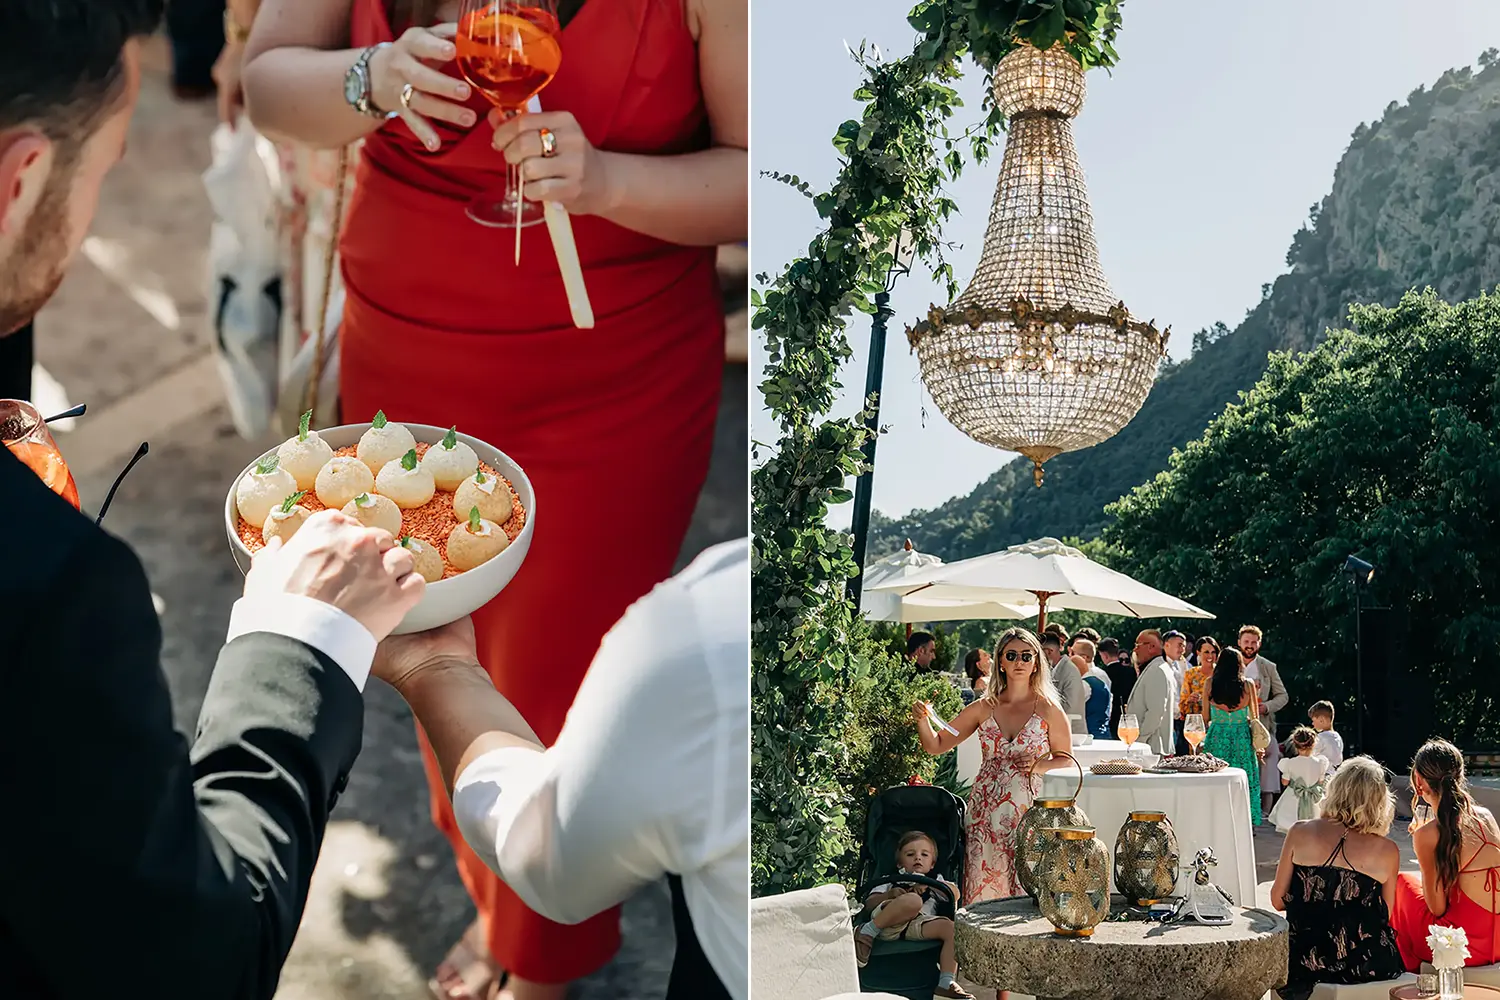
[{"xmin": 1202, "ymin": 647, "xmax": 1264, "ymax": 825}]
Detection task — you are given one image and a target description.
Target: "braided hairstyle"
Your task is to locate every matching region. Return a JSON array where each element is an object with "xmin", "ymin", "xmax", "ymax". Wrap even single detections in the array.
[{"xmin": 1413, "ymin": 738, "xmax": 1479, "ymax": 891}]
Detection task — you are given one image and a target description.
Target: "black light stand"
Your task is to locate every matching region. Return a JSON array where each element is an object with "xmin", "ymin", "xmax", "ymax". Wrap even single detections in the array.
[
  {"xmin": 1344, "ymin": 554, "xmax": 1376, "ymax": 754},
  {"xmin": 847, "ymin": 231, "xmax": 915, "ymax": 610}
]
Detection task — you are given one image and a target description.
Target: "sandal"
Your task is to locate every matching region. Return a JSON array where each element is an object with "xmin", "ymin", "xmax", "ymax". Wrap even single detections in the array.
[
  {"xmin": 853, "ymin": 929, "xmax": 875, "ymax": 968},
  {"xmin": 429, "ymin": 921, "xmax": 508, "ymax": 1000}
]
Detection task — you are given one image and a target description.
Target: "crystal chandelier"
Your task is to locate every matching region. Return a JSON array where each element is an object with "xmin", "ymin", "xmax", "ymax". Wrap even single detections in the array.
[{"xmin": 906, "ymin": 43, "xmax": 1168, "ymax": 486}]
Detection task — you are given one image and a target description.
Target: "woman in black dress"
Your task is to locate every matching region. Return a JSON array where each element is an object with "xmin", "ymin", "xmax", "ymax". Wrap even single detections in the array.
[{"xmin": 1270, "ymin": 756, "xmax": 1404, "ymax": 999}]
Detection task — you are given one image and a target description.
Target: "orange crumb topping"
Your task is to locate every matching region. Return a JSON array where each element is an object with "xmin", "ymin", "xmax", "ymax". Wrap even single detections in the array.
[{"xmin": 237, "ymin": 443, "xmax": 525, "ymax": 579}]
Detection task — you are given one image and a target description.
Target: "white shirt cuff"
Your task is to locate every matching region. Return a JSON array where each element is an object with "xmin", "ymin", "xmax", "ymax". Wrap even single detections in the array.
[{"xmin": 226, "ymin": 594, "xmax": 378, "ymax": 691}]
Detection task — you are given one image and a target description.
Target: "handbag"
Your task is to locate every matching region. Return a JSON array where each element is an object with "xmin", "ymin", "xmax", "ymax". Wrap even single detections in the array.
[
  {"xmin": 272, "ymin": 145, "xmax": 349, "ymax": 436},
  {"xmin": 1248, "ymin": 689, "xmax": 1272, "ymax": 753}
]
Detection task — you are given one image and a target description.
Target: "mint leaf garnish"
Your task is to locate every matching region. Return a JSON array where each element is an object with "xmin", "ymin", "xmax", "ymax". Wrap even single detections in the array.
[
  {"xmin": 468, "ymin": 505, "xmax": 482, "ymax": 532},
  {"xmin": 372, "ymin": 410, "xmax": 388, "ymax": 429},
  {"xmin": 475, "ymin": 470, "xmax": 488, "ymax": 484},
  {"xmin": 298, "ymin": 409, "xmax": 312, "ymax": 441},
  {"xmin": 400, "ymin": 448, "xmax": 418, "ymax": 471},
  {"xmin": 255, "ymin": 454, "xmax": 280, "ymax": 475},
  {"xmin": 279, "ymin": 490, "xmax": 308, "ymax": 513},
  {"xmin": 354, "ymin": 493, "xmax": 371, "ymax": 507},
  {"xmin": 442, "ymin": 426, "xmax": 458, "ymax": 450}
]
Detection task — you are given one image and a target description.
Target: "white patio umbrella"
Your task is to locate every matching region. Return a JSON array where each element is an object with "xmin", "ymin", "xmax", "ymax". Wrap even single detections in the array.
[
  {"xmin": 860, "ymin": 540, "xmax": 1039, "ymax": 624},
  {"xmin": 868, "ymin": 536, "xmax": 1214, "ymax": 629}
]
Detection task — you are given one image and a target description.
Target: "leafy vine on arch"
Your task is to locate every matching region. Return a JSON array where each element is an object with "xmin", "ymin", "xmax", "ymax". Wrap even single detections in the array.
[{"xmin": 750, "ymin": 0, "xmax": 1126, "ymax": 893}]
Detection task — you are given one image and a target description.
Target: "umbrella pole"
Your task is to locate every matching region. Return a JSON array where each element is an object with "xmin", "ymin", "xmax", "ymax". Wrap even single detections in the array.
[{"xmin": 1035, "ymin": 591, "xmax": 1052, "ymax": 633}]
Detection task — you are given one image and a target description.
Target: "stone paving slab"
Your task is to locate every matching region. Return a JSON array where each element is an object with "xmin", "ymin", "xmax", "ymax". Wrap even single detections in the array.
[{"xmin": 38, "ymin": 32, "xmax": 747, "ymax": 1000}]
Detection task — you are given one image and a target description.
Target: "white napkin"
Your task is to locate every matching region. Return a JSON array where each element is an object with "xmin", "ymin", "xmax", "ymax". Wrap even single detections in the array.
[{"xmin": 526, "ymin": 96, "xmax": 594, "ymax": 329}]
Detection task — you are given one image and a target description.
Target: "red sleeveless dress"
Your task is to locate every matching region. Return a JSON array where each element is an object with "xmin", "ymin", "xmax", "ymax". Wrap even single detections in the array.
[
  {"xmin": 344, "ymin": 0, "xmax": 723, "ymax": 981},
  {"xmin": 1392, "ymin": 835, "xmax": 1500, "ymax": 970}
]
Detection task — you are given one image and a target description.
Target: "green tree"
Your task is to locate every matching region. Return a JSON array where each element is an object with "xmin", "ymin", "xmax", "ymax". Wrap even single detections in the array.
[{"xmin": 1104, "ymin": 289, "xmax": 1500, "ymax": 759}]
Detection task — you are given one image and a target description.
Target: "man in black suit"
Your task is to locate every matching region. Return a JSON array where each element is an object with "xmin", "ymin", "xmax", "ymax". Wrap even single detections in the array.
[{"xmin": 1, "ymin": 4, "xmax": 426, "ymax": 996}]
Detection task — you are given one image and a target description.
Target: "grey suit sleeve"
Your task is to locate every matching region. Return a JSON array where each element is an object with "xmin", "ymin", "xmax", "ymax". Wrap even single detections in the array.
[{"xmin": 1262, "ymin": 659, "xmax": 1289, "ymax": 716}]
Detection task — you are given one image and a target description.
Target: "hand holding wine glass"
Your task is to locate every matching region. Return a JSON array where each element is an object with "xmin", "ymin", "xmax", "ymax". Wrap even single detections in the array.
[
  {"xmin": 369, "ymin": 24, "xmax": 479, "ymax": 151},
  {"xmin": 455, "ymin": 0, "xmax": 563, "ymax": 233},
  {"xmin": 489, "ymin": 109, "xmax": 615, "ymax": 217}
]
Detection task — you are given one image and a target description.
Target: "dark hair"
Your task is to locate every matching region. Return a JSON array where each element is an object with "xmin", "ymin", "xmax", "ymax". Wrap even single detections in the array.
[
  {"xmin": 1412, "ymin": 739, "xmax": 1479, "ymax": 892},
  {"xmin": 963, "ymin": 648, "xmax": 987, "ymax": 685},
  {"xmin": 907, "ymin": 631, "xmax": 935, "ymax": 657},
  {"xmin": 1097, "ymin": 637, "xmax": 1120, "ymax": 656},
  {"xmin": 1195, "ymin": 635, "xmax": 1220, "ymax": 655},
  {"xmin": 1075, "ymin": 627, "xmax": 1101, "ymax": 645},
  {"xmin": 1288, "ymin": 726, "xmax": 1318, "ymax": 753},
  {"xmin": 1039, "ymin": 633, "xmax": 1062, "ymax": 650},
  {"xmin": 1042, "ymin": 622, "xmax": 1069, "ymax": 644},
  {"xmin": 896, "ymin": 829, "xmax": 937, "ymax": 857},
  {"xmin": 0, "ymin": 1, "xmax": 163, "ymax": 163},
  {"xmin": 1310, "ymin": 700, "xmax": 1335, "ymax": 721},
  {"xmin": 1209, "ymin": 646, "xmax": 1247, "ymax": 709}
]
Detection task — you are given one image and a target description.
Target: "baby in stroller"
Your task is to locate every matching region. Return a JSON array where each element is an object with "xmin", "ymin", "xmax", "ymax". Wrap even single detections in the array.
[{"xmin": 854, "ymin": 830, "xmax": 974, "ymax": 999}]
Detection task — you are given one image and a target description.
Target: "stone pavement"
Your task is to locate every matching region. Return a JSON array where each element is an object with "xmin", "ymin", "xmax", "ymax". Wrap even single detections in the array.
[{"xmin": 33, "ymin": 34, "xmax": 746, "ymax": 1000}]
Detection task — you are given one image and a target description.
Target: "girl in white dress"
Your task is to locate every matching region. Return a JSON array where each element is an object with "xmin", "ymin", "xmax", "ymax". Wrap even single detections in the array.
[{"xmin": 1271, "ymin": 726, "xmax": 1332, "ymax": 833}]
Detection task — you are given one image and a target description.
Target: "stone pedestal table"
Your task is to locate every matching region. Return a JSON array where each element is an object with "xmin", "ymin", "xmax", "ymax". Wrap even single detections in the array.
[{"xmin": 956, "ymin": 896, "xmax": 1287, "ymax": 1000}]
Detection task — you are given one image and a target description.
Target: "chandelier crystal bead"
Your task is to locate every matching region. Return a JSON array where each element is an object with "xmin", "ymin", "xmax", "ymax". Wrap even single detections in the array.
[{"xmin": 906, "ymin": 43, "xmax": 1168, "ymax": 486}]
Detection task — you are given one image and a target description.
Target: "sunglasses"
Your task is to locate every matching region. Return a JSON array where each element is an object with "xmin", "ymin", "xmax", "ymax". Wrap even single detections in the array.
[{"xmin": 1003, "ymin": 650, "xmax": 1035, "ymax": 663}]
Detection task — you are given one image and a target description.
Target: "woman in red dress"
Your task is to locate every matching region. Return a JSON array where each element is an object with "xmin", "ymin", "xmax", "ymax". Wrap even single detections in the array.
[
  {"xmin": 1392, "ymin": 739, "xmax": 1500, "ymax": 970},
  {"xmin": 242, "ymin": 3, "xmax": 746, "ymax": 998}
]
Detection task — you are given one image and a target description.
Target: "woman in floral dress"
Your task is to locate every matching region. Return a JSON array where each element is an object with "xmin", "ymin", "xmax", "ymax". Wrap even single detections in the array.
[
  {"xmin": 1202, "ymin": 646, "xmax": 1264, "ymax": 826},
  {"xmin": 913, "ymin": 627, "xmax": 1072, "ymax": 903}
]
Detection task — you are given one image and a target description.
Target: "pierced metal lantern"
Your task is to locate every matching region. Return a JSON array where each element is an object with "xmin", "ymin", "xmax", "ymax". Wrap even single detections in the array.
[
  {"xmin": 905, "ymin": 42, "xmax": 1169, "ymax": 486},
  {"xmin": 1114, "ymin": 810, "xmax": 1180, "ymax": 906},
  {"xmin": 1014, "ymin": 750, "xmax": 1088, "ymax": 901},
  {"xmin": 1038, "ymin": 826, "xmax": 1111, "ymax": 936}
]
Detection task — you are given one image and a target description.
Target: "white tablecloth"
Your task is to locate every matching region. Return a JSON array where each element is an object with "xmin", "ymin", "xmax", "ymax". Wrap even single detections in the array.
[
  {"xmin": 954, "ymin": 738, "xmax": 1151, "ymax": 786},
  {"xmin": 1039, "ymin": 767, "xmax": 1258, "ymax": 904}
]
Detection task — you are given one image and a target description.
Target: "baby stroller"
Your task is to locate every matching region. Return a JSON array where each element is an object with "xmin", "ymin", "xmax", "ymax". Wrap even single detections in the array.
[{"xmin": 854, "ymin": 783, "xmax": 967, "ymax": 999}]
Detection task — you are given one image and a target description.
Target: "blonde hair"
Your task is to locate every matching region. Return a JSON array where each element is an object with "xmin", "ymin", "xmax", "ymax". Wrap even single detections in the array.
[
  {"xmin": 1319, "ymin": 756, "xmax": 1395, "ymax": 836},
  {"xmin": 983, "ymin": 627, "xmax": 1059, "ymax": 707},
  {"xmin": 1239, "ymin": 624, "xmax": 1263, "ymax": 640},
  {"xmin": 1071, "ymin": 637, "xmax": 1096, "ymax": 661}
]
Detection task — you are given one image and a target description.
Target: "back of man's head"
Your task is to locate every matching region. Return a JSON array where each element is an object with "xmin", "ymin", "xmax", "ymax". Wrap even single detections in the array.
[{"xmin": 0, "ymin": 1, "xmax": 163, "ymax": 332}]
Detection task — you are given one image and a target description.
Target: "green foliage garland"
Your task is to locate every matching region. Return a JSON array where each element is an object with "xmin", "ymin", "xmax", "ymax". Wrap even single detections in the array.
[{"xmin": 751, "ymin": 0, "xmax": 1125, "ymax": 894}]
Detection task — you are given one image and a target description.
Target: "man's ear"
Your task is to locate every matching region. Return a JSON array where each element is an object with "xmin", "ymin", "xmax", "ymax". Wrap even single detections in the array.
[{"xmin": 0, "ymin": 132, "xmax": 53, "ymax": 239}]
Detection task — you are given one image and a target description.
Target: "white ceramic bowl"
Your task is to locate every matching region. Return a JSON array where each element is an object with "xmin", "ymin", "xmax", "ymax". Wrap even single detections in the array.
[{"xmin": 224, "ymin": 422, "xmax": 535, "ymax": 635}]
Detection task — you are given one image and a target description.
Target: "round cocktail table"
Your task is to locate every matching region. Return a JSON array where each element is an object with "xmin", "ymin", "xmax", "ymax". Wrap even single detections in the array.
[
  {"xmin": 955, "ymin": 896, "xmax": 1288, "ymax": 1000},
  {"xmin": 1391, "ymin": 985, "xmax": 1500, "ymax": 999}
]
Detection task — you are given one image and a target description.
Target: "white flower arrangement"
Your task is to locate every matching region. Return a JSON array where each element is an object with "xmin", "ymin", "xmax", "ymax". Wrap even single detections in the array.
[{"xmin": 1428, "ymin": 925, "xmax": 1470, "ymax": 970}]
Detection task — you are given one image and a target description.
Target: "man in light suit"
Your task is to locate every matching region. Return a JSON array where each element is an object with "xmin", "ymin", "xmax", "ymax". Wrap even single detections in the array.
[
  {"xmin": 1043, "ymin": 628, "xmax": 1088, "ymax": 735},
  {"xmin": 1125, "ymin": 630, "xmax": 1176, "ymax": 755},
  {"xmin": 1239, "ymin": 624, "xmax": 1288, "ymax": 815}
]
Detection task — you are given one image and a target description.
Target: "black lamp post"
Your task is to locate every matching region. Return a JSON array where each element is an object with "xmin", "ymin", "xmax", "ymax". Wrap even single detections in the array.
[
  {"xmin": 848, "ymin": 230, "xmax": 916, "ymax": 610},
  {"xmin": 1344, "ymin": 554, "xmax": 1376, "ymax": 753}
]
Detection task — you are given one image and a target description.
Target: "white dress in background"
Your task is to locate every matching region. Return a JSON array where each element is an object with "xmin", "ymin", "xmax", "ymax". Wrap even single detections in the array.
[{"xmin": 1270, "ymin": 753, "xmax": 1331, "ymax": 832}]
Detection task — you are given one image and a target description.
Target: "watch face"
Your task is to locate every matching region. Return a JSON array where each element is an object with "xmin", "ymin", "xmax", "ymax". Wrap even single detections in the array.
[{"xmin": 344, "ymin": 65, "xmax": 365, "ymax": 108}]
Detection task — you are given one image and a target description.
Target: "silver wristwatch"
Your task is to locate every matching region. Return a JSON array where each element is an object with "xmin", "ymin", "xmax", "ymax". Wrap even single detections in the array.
[{"xmin": 344, "ymin": 42, "xmax": 398, "ymax": 119}]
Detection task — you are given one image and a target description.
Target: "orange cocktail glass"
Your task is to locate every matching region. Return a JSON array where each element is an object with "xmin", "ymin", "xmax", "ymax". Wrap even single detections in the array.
[
  {"xmin": 1, "ymin": 399, "xmax": 80, "ymax": 509},
  {"xmin": 456, "ymin": 0, "xmax": 562, "ymax": 231}
]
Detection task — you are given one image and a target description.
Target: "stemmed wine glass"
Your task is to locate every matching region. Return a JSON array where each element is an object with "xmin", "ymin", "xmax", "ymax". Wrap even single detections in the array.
[
  {"xmin": 456, "ymin": 0, "xmax": 563, "ymax": 240},
  {"xmin": 1184, "ymin": 714, "xmax": 1206, "ymax": 755},
  {"xmin": 1118, "ymin": 713, "xmax": 1140, "ymax": 762},
  {"xmin": 2, "ymin": 399, "xmax": 80, "ymax": 509}
]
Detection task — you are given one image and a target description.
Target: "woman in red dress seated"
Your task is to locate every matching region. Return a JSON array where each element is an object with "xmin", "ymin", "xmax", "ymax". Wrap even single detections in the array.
[
  {"xmin": 242, "ymin": 2, "xmax": 746, "ymax": 998},
  {"xmin": 1392, "ymin": 739, "xmax": 1500, "ymax": 970}
]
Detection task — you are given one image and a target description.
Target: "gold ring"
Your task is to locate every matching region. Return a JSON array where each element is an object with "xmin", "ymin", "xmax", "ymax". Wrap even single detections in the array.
[
  {"xmin": 400, "ymin": 83, "xmax": 415, "ymax": 110},
  {"xmin": 538, "ymin": 128, "xmax": 558, "ymax": 158}
]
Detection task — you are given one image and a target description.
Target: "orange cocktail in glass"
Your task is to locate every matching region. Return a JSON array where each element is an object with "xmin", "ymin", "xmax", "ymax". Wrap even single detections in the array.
[{"xmin": 2, "ymin": 399, "xmax": 80, "ymax": 508}]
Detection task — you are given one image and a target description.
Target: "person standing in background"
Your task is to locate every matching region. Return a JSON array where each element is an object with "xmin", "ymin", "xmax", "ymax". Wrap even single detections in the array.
[
  {"xmin": 908, "ymin": 631, "xmax": 938, "ymax": 672},
  {"xmin": 166, "ymin": 0, "xmax": 226, "ymax": 99},
  {"xmin": 1162, "ymin": 630, "xmax": 1191, "ymax": 755},
  {"xmin": 1042, "ymin": 626, "xmax": 1088, "ymax": 734},
  {"xmin": 1240, "ymin": 624, "xmax": 1289, "ymax": 816},
  {"xmin": 1125, "ymin": 630, "xmax": 1175, "ymax": 754},
  {"xmin": 1073, "ymin": 637, "xmax": 1111, "ymax": 740},
  {"xmin": 1100, "ymin": 636, "xmax": 1135, "ymax": 734}
]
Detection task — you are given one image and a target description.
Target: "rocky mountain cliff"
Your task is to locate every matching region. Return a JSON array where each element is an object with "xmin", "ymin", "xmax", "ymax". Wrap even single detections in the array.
[{"xmin": 870, "ymin": 51, "xmax": 1500, "ymax": 561}]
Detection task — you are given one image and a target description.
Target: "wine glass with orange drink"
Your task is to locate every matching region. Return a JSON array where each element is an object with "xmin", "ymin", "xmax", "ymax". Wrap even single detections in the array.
[
  {"xmin": 456, "ymin": 0, "xmax": 562, "ymax": 239},
  {"xmin": 2, "ymin": 399, "xmax": 80, "ymax": 509},
  {"xmin": 1118, "ymin": 713, "xmax": 1140, "ymax": 762},
  {"xmin": 1184, "ymin": 713, "xmax": 1206, "ymax": 755}
]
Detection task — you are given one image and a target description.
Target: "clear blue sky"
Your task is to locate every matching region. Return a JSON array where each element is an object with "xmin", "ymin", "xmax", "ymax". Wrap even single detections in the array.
[{"xmin": 750, "ymin": 0, "xmax": 1500, "ymax": 528}]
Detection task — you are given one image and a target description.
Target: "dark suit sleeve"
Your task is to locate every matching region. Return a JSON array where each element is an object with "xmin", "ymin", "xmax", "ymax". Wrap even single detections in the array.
[{"xmin": 0, "ymin": 529, "xmax": 363, "ymax": 999}]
